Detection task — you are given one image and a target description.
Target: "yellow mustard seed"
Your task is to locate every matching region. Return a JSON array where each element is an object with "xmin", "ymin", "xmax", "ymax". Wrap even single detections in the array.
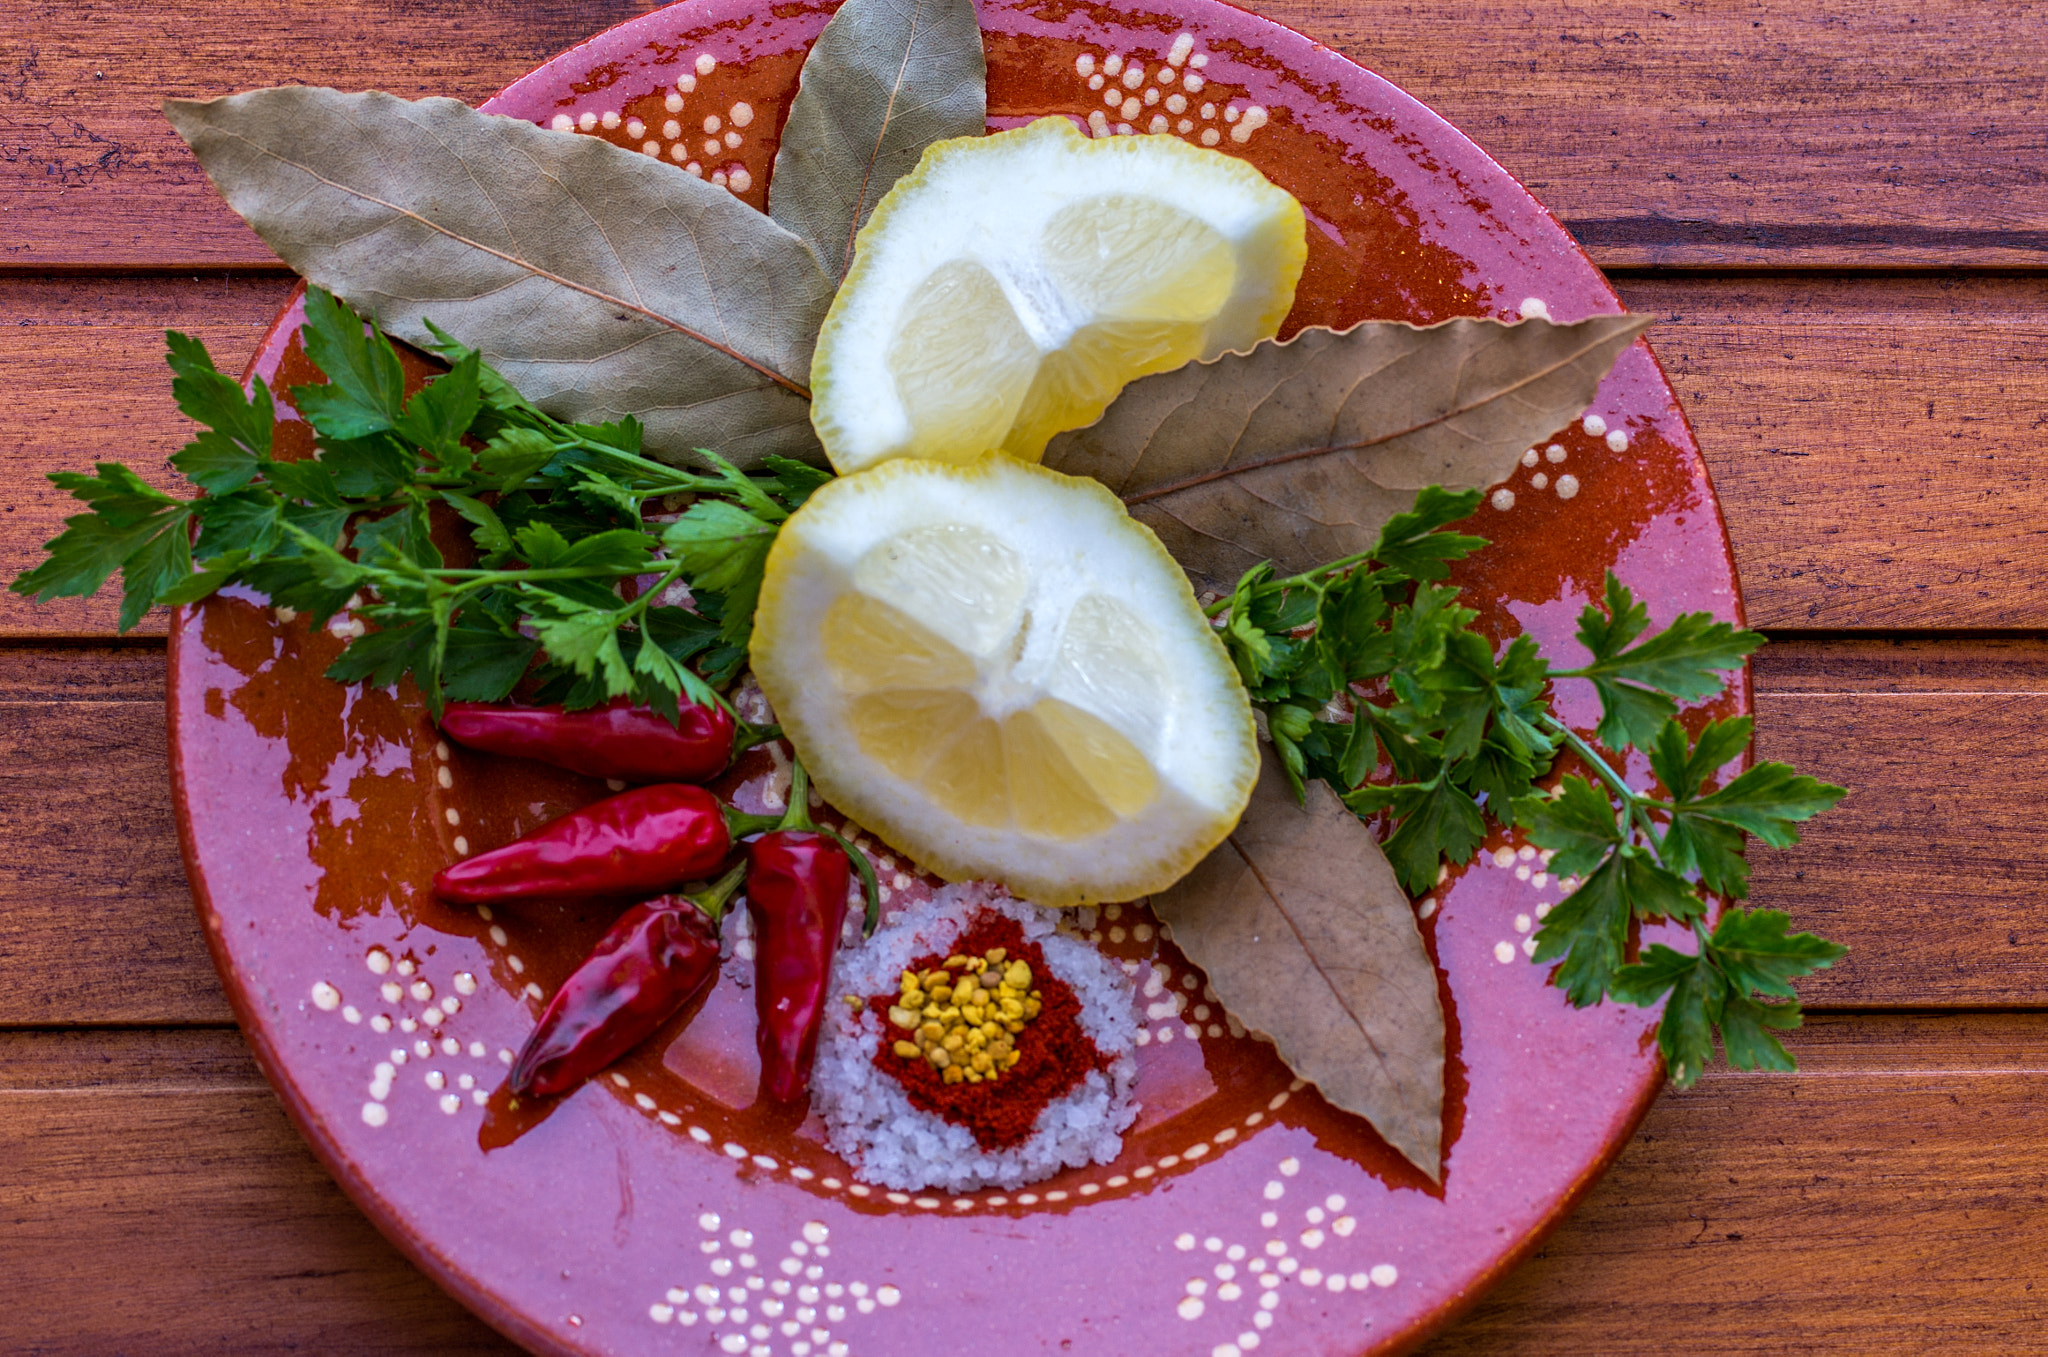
[{"xmin": 887, "ymin": 946, "xmax": 1056, "ymax": 1086}]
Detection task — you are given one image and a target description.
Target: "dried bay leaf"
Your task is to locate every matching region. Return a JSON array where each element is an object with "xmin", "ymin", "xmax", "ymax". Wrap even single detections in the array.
[
  {"xmin": 1044, "ymin": 313, "xmax": 1653, "ymax": 588},
  {"xmin": 1153, "ymin": 750, "xmax": 1446, "ymax": 1179},
  {"xmin": 770, "ymin": 0, "xmax": 986, "ymax": 284},
  {"xmin": 163, "ymin": 88, "xmax": 834, "ymax": 468}
]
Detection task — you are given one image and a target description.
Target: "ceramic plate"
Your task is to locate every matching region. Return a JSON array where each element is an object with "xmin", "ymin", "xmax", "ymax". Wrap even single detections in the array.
[{"xmin": 169, "ymin": 2, "xmax": 1746, "ymax": 1352}]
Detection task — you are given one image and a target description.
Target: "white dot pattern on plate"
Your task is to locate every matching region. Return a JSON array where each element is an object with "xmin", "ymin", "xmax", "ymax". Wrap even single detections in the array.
[
  {"xmin": 1065, "ymin": 34, "xmax": 1266, "ymax": 146},
  {"xmin": 1475, "ymin": 343, "xmax": 1650, "ymax": 516},
  {"xmin": 543, "ymin": 51, "xmax": 755, "ymax": 196},
  {"xmin": 646, "ymin": 1217, "xmax": 902, "ymax": 1353},
  {"xmin": 1472, "ymin": 836, "xmax": 1576, "ymax": 965},
  {"xmin": 1169, "ymin": 1155, "xmax": 1403, "ymax": 1347}
]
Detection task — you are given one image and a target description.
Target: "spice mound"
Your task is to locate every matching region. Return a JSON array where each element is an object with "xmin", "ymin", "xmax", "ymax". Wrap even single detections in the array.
[{"xmin": 812, "ymin": 883, "xmax": 1140, "ymax": 1193}]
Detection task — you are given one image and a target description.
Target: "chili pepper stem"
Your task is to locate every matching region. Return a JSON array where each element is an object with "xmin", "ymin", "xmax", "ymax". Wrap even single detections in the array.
[
  {"xmin": 834, "ymin": 832, "xmax": 883, "ymax": 936},
  {"xmin": 769, "ymin": 759, "xmax": 880, "ymax": 934},
  {"xmin": 731, "ymin": 720, "xmax": 783, "ymax": 757},
  {"xmin": 682, "ymin": 860, "xmax": 750, "ymax": 925},
  {"xmin": 723, "ymin": 805, "xmax": 785, "ymax": 839},
  {"xmin": 775, "ymin": 760, "xmax": 817, "ymax": 832}
]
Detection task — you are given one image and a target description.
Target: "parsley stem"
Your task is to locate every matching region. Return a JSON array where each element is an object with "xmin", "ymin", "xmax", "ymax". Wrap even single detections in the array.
[
  {"xmin": 1541, "ymin": 716, "xmax": 1630, "ymax": 801},
  {"xmin": 531, "ymin": 415, "xmax": 788, "ymax": 522},
  {"xmin": 1205, "ymin": 549, "xmax": 1376, "ymax": 618},
  {"xmin": 1539, "ymin": 714, "xmax": 1665, "ymax": 852},
  {"xmin": 616, "ymin": 558, "xmax": 687, "ymax": 625},
  {"xmin": 421, "ymin": 564, "xmax": 653, "ymax": 582}
]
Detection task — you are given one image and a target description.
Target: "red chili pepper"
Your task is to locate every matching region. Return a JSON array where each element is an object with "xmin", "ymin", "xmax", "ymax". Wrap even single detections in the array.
[
  {"xmin": 510, "ymin": 864, "xmax": 746, "ymax": 1097},
  {"xmin": 433, "ymin": 783, "xmax": 780, "ymax": 905},
  {"xmin": 441, "ymin": 696, "xmax": 741, "ymax": 784},
  {"xmin": 747, "ymin": 762, "xmax": 879, "ymax": 1104}
]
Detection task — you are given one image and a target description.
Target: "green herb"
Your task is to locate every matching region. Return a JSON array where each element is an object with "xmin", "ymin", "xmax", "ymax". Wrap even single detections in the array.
[
  {"xmin": 1216, "ymin": 492, "xmax": 1848, "ymax": 1088},
  {"xmin": 11, "ymin": 288, "xmax": 818, "ymax": 720}
]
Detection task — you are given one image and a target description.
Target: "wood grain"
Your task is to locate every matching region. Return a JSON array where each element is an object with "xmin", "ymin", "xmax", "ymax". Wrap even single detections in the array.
[
  {"xmin": 5, "ymin": 2, "xmax": 2045, "ymax": 269},
  {"xmin": 0, "ymin": 1027, "xmax": 518, "ymax": 1355},
  {"xmin": 9, "ymin": 274, "xmax": 2048, "ymax": 637},
  {"xmin": 1616, "ymin": 276, "xmax": 2048, "ymax": 631},
  {"xmin": 0, "ymin": 689, "xmax": 226, "ymax": 1025},
  {"xmin": 1285, "ymin": 0, "xmax": 2048, "ymax": 271},
  {"xmin": 1425, "ymin": 1013, "xmax": 2048, "ymax": 1354},
  {"xmin": 1747, "ymin": 640, "xmax": 2048, "ymax": 1007},
  {"xmin": 1, "ymin": 640, "xmax": 2040, "ymax": 1024}
]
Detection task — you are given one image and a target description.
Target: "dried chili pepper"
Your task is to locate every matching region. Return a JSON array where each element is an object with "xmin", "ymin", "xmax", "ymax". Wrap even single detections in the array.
[
  {"xmin": 441, "ymin": 696, "xmax": 769, "ymax": 785},
  {"xmin": 509, "ymin": 863, "xmax": 747, "ymax": 1097},
  {"xmin": 433, "ymin": 783, "xmax": 780, "ymax": 905},
  {"xmin": 746, "ymin": 762, "xmax": 880, "ymax": 1104}
]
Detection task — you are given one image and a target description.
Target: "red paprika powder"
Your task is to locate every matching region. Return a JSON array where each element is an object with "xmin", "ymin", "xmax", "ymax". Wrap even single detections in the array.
[{"xmin": 870, "ymin": 914, "xmax": 1108, "ymax": 1151}]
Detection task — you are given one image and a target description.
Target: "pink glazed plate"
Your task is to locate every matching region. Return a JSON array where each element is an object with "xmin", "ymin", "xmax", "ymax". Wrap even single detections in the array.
[{"xmin": 168, "ymin": 2, "xmax": 1746, "ymax": 1353}]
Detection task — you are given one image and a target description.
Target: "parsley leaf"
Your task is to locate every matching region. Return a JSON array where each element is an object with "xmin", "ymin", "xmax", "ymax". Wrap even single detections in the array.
[
  {"xmin": 1562, "ymin": 574, "xmax": 1762, "ymax": 749},
  {"xmin": 1614, "ymin": 909, "xmax": 1844, "ymax": 1087}
]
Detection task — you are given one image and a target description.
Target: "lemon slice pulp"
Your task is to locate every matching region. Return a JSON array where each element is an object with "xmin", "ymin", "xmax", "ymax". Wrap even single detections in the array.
[
  {"xmin": 751, "ymin": 456, "xmax": 1257, "ymax": 906},
  {"xmin": 811, "ymin": 116, "xmax": 1307, "ymax": 474}
]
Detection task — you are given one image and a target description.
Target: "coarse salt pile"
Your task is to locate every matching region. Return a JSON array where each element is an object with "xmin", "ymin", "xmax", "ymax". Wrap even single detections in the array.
[{"xmin": 811, "ymin": 882, "xmax": 1140, "ymax": 1193}]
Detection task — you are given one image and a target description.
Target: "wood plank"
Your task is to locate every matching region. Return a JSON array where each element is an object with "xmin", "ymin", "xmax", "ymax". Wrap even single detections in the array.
[
  {"xmin": 2, "ymin": 639, "xmax": 2043, "ymax": 1023},
  {"xmin": 0, "ymin": 640, "xmax": 165, "ymax": 701},
  {"xmin": 0, "ymin": 274, "xmax": 291, "ymax": 637},
  {"xmin": 0, "ymin": 1027, "xmax": 518, "ymax": 1355},
  {"xmin": 4, "ymin": 2, "xmax": 2046, "ymax": 270},
  {"xmin": 4, "ymin": 1017, "xmax": 2042, "ymax": 1353},
  {"xmin": 1751, "ymin": 635, "xmax": 2048, "ymax": 694},
  {"xmin": 1616, "ymin": 276, "xmax": 2048, "ymax": 631},
  {"xmin": 0, "ymin": 689, "xmax": 227, "ymax": 1024},
  {"xmin": 8, "ymin": 273, "xmax": 2048, "ymax": 636},
  {"xmin": 1747, "ymin": 643, "xmax": 2048, "ymax": 1008},
  {"xmin": 1426, "ymin": 1013, "xmax": 2048, "ymax": 1353},
  {"xmin": 1286, "ymin": 0, "xmax": 2048, "ymax": 271}
]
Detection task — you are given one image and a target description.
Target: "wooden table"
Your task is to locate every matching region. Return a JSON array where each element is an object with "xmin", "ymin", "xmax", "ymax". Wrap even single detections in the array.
[{"xmin": 5, "ymin": 1, "xmax": 2046, "ymax": 1351}]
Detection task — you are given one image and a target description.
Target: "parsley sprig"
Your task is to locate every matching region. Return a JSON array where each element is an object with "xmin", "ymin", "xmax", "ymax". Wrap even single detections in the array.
[
  {"xmin": 12, "ymin": 288, "xmax": 822, "ymax": 720},
  {"xmin": 1216, "ymin": 492, "xmax": 1848, "ymax": 1087}
]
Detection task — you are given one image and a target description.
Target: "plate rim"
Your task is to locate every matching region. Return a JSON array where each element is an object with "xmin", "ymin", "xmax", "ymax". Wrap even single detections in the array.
[{"xmin": 165, "ymin": 1, "xmax": 1745, "ymax": 1351}]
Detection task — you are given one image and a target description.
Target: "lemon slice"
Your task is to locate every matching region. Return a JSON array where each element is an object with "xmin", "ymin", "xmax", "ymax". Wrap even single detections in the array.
[
  {"xmin": 751, "ymin": 456, "xmax": 1257, "ymax": 906},
  {"xmin": 811, "ymin": 116, "xmax": 1307, "ymax": 474}
]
